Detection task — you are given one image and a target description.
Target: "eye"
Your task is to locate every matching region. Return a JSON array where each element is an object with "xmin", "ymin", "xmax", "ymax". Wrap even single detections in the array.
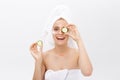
[{"xmin": 53, "ymin": 27, "xmax": 59, "ymax": 31}]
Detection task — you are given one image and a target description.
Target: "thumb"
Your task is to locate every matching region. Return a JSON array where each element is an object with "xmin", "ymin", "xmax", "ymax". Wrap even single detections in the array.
[
  {"xmin": 65, "ymin": 31, "xmax": 72, "ymax": 37},
  {"xmin": 39, "ymin": 44, "xmax": 43, "ymax": 53}
]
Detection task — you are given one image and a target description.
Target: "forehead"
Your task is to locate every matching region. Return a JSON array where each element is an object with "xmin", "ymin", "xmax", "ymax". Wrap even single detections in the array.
[{"xmin": 53, "ymin": 18, "xmax": 68, "ymax": 27}]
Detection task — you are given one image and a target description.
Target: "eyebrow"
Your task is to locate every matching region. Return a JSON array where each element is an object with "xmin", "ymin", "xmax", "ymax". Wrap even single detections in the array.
[{"xmin": 53, "ymin": 26, "xmax": 60, "ymax": 28}]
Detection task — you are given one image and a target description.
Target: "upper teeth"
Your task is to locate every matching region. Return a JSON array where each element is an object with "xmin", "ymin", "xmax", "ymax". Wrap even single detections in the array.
[{"xmin": 57, "ymin": 37, "xmax": 64, "ymax": 38}]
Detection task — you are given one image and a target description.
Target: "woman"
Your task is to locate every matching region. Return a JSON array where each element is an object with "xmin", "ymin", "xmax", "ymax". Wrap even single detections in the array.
[{"xmin": 30, "ymin": 5, "xmax": 93, "ymax": 80}]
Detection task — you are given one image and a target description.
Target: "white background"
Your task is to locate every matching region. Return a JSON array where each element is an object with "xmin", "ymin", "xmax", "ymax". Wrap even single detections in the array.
[{"xmin": 0, "ymin": 0, "xmax": 120, "ymax": 80}]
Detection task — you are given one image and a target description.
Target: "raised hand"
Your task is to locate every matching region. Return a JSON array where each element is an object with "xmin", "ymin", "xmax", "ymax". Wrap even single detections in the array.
[
  {"xmin": 30, "ymin": 42, "xmax": 43, "ymax": 62},
  {"xmin": 66, "ymin": 24, "xmax": 81, "ymax": 42}
]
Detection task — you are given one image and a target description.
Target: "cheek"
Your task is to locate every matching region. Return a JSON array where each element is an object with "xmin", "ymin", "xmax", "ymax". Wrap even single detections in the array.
[
  {"xmin": 65, "ymin": 35, "xmax": 69, "ymax": 39},
  {"xmin": 66, "ymin": 37, "xmax": 69, "ymax": 41},
  {"xmin": 52, "ymin": 34, "xmax": 56, "ymax": 40}
]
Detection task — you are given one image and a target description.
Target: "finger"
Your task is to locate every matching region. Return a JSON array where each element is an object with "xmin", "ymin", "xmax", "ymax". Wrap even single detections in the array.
[
  {"xmin": 66, "ymin": 24, "xmax": 74, "ymax": 32},
  {"xmin": 65, "ymin": 30, "xmax": 73, "ymax": 38},
  {"xmin": 30, "ymin": 42, "xmax": 37, "ymax": 49},
  {"xmin": 68, "ymin": 24, "xmax": 77, "ymax": 30},
  {"xmin": 31, "ymin": 51, "xmax": 37, "ymax": 58},
  {"xmin": 39, "ymin": 43, "xmax": 43, "ymax": 53},
  {"xmin": 69, "ymin": 24, "xmax": 79, "ymax": 34},
  {"xmin": 65, "ymin": 31, "xmax": 70, "ymax": 36},
  {"xmin": 66, "ymin": 25, "xmax": 75, "ymax": 34},
  {"xmin": 30, "ymin": 43, "xmax": 35, "ymax": 52},
  {"xmin": 30, "ymin": 43, "xmax": 38, "ymax": 53},
  {"xmin": 30, "ymin": 46, "xmax": 37, "ymax": 58},
  {"xmin": 37, "ymin": 45, "xmax": 43, "ymax": 54}
]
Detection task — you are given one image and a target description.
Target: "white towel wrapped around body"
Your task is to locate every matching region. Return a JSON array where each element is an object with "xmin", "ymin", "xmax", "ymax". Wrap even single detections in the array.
[{"xmin": 45, "ymin": 69, "xmax": 82, "ymax": 80}]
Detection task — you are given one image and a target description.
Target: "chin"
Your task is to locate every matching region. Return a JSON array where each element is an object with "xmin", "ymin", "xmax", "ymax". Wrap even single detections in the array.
[
  {"xmin": 56, "ymin": 42, "xmax": 67, "ymax": 46},
  {"xmin": 55, "ymin": 39, "xmax": 68, "ymax": 46}
]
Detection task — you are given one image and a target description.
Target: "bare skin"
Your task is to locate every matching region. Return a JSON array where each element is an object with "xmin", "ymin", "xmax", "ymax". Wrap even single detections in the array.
[{"xmin": 30, "ymin": 18, "xmax": 93, "ymax": 80}]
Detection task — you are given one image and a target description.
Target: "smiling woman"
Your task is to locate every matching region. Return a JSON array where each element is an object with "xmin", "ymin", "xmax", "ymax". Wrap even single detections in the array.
[
  {"xmin": 52, "ymin": 18, "xmax": 69, "ymax": 46},
  {"xmin": 30, "ymin": 5, "xmax": 93, "ymax": 80}
]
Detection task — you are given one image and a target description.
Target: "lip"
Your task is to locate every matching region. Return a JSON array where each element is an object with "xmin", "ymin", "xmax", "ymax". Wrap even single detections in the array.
[{"xmin": 56, "ymin": 36, "xmax": 66, "ymax": 40}]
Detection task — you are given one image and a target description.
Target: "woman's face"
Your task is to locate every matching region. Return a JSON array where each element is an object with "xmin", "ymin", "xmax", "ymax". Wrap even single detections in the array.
[{"xmin": 52, "ymin": 18, "xmax": 69, "ymax": 46}]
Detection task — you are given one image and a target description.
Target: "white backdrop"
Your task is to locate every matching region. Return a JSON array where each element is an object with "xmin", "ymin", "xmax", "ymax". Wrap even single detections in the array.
[{"xmin": 0, "ymin": 0, "xmax": 120, "ymax": 80}]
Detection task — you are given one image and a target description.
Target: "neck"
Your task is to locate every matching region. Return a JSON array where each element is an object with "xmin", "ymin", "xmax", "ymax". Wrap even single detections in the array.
[{"xmin": 54, "ymin": 45, "xmax": 69, "ymax": 56}]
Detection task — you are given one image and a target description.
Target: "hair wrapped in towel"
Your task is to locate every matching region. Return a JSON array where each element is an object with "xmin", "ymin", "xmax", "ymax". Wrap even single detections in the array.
[{"xmin": 39, "ymin": 5, "xmax": 78, "ymax": 52}]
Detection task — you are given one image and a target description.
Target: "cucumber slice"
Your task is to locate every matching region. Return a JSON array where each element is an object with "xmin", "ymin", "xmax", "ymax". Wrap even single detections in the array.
[
  {"xmin": 62, "ymin": 27, "xmax": 68, "ymax": 33},
  {"xmin": 37, "ymin": 40, "xmax": 43, "ymax": 47}
]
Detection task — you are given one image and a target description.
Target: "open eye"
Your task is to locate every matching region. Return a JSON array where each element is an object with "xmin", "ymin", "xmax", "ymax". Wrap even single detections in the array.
[{"xmin": 53, "ymin": 27, "xmax": 59, "ymax": 31}]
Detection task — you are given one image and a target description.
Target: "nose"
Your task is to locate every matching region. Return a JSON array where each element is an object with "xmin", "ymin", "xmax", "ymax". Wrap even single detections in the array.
[{"xmin": 58, "ymin": 29, "xmax": 63, "ymax": 34}]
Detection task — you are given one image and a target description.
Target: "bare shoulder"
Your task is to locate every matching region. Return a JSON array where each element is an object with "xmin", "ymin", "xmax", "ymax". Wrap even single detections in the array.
[
  {"xmin": 69, "ymin": 47, "xmax": 79, "ymax": 54},
  {"xmin": 68, "ymin": 47, "xmax": 79, "ymax": 58},
  {"xmin": 42, "ymin": 49, "xmax": 54, "ymax": 60}
]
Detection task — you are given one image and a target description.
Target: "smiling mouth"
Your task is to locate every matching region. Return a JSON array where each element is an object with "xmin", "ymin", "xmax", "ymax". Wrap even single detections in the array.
[{"xmin": 56, "ymin": 37, "xmax": 65, "ymax": 40}]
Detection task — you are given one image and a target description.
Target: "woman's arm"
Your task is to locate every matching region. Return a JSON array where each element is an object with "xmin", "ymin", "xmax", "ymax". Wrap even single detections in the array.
[
  {"xmin": 33, "ymin": 60, "xmax": 45, "ymax": 80},
  {"xmin": 66, "ymin": 24, "xmax": 93, "ymax": 76},
  {"xmin": 30, "ymin": 43, "xmax": 45, "ymax": 80},
  {"xmin": 76, "ymin": 39, "xmax": 93, "ymax": 76}
]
